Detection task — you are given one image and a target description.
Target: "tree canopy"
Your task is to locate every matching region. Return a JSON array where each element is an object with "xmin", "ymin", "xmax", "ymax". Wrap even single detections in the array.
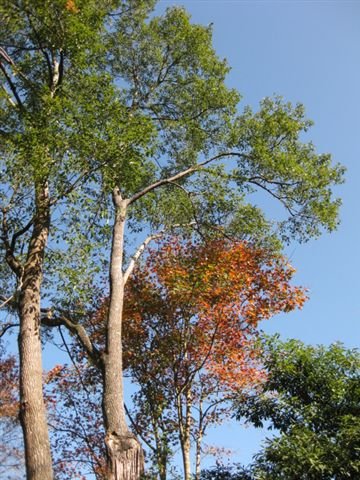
[{"xmin": 234, "ymin": 338, "xmax": 360, "ymax": 479}]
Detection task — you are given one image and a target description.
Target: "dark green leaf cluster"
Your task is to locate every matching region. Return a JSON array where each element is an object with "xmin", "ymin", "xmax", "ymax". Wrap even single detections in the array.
[
  {"xmin": 199, "ymin": 464, "xmax": 253, "ymax": 480},
  {"xmin": 234, "ymin": 338, "xmax": 360, "ymax": 479}
]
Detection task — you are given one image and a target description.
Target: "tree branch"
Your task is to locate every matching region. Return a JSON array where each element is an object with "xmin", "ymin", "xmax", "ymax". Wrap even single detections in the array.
[
  {"xmin": 1, "ymin": 84, "xmax": 16, "ymax": 107},
  {"xmin": 58, "ymin": 326, "xmax": 90, "ymax": 395},
  {"xmin": 41, "ymin": 310, "xmax": 101, "ymax": 366},
  {"xmin": 0, "ymin": 62, "xmax": 24, "ymax": 109},
  {"xmin": 0, "ymin": 294, "xmax": 15, "ymax": 310},
  {"xmin": 247, "ymin": 178, "xmax": 297, "ymax": 217},
  {"xmin": 49, "ymin": 169, "xmax": 91, "ymax": 206},
  {"xmin": 1, "ymin": 207, "xmax": 24, "ymax": 277},
  {"xmin": 123, "ymin": 233, "xmax": 162, "ymax": 286},
  {"xmin": 123, "ymin": 220, "xmax": 197, "ymax": 285},
  {"xmin": 0, "ymin": 323, "xmax": 19, "ymax": 338},
  {"xmin": 10, "ymin": 216, "xmax": 34, "ymax": 252},
  {"xmin": 124, "ymin": 403, "xmax": 155, "ymax": 452},
  {"xmin": 127, "ymin": 152, "xmax": 244, "ymax": 206}
]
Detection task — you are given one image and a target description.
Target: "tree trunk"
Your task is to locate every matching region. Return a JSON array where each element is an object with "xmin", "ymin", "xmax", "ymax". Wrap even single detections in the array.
[
  {"xmin": 158, "ymin": 459, "xmax": 167, "ymax": 480},
  {"xmin": 102, "ymin": 189, "xmax": 144, "ymax": 480},
  {"xmin": 180, "ymin": 389, "xmax": 192, "ymax": 480},
  {"xmin": 18, "ymin": 181, "xmax": 53, "ymax": 480},
  {"xmin": 153, "ymin": 423, "xmax": 168, "ymax": 480},
  {"xmin": 195, "ymin": 398, "xmax": 203, "ymax": 480}
]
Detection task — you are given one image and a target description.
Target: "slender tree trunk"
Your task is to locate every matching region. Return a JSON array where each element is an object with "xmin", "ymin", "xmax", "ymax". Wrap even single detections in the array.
[
  {"xmin": 102, "ymin": 188, "xmax": 144, "ymax": 480},
  {"xmin": 180, "ymin": 389, "xmax": 192, "ymax": 480},
  {"xmin": 153, "ymin": 424, "xmax": 167, "ymax": 480},
  {"xmin": 18, "ymin": 181, "xmax": 53, "ymax": 480},
  {"xmin": 158, "ymin": 457, "xmax": 167, "ymax": 480},
  {"xmin": 195, "ymin": 398, "xmax": 203, "ymax": 480}
]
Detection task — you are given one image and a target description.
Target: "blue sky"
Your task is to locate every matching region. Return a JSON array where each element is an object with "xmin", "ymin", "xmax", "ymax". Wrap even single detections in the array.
[{"xmin": 155, "ymin": 0, "xmax": 359, "ymax": 468}]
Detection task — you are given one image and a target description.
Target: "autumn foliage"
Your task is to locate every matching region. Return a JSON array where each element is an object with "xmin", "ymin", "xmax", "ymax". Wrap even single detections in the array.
[
  {"xmin": 121, "ymin": 238, "xmax": 306, "ymax": 478},
  {"xmin": 124, "ymin": 238, "xmax": 306, "ymax": 389},
  {"xmin": 0, "ymin": 348, "xmax": 24, "ymax": 478}
]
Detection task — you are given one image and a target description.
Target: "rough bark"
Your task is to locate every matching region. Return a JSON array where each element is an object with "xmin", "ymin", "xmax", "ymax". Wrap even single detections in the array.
[
  {"xmin": 18, "ymin": 181, "xmax": 53, "ymax": 480},
  {"xmin": 102, "ymin": 188, "xmax": 144, "ymax": 480}
]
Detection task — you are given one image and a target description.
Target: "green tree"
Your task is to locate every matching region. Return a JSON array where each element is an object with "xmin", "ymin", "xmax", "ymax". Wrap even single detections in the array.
[
  {"xmin": 1, "ymin": 1, "xmax": 344, "ymax": 479},
  {"xmin": 0, "ymin": 1, "xmax": 127, "ymax": 478},
  {"xmin": 199, "ymin": 464, "xmax": 253, "ymax": 480},
  {"xmin": 234, "ymin": 338, "xmax": 360, "ymax": 479}
]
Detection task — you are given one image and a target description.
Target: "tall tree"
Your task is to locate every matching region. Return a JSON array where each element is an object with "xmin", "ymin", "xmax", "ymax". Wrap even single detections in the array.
[
  {"xmin": 0, "ymin": 1, "xmax": 133, "ymax": 478},
  {"xmin": 1, "ymin": 1, "xmax": 344, "ymax": 479}
]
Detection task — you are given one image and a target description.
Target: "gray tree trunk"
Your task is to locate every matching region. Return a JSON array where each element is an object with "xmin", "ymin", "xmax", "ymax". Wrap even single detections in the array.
[{"xmin": 102, "ymin": 189, "xmax": 144, "ymax": 480}]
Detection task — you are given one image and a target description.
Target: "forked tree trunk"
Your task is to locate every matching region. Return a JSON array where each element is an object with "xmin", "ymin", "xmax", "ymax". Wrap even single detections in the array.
[
  {"xmin": 18, "ymin": 182, "xmax": 53, "ymax": 480},
  {"xmin": 102, "ymin": 189, "xmax": 144, "ymax": 480}
]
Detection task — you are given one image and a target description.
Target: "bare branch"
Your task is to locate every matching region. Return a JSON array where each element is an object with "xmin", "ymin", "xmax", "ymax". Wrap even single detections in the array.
[
  {"xmin": 10, "ymin": 216, "xmax": 34, "ymax": 252},
  {"xmin": 128, "ymin": 152, "xmax": 244, "ymax": 206},
  {"xmin": 124, "ymin": 403, "xmax": 155, "ymax": 452},
  {"xmin": 123, "ymin": 220, "xmax": 197, "ymax": 285},
  {"xmin": 49, "ymin": 170, "xmax": 91, "ymax": 207},
  {"xmin": 58, "ymin": 326, "xmax": 90, "ymax": 395},
  {"xmin": 123, "ymin": 233, "xmax": 162, "ymax": 286},
  {"xmin": 49, "ymin": 161, "xmax": 111, "ymax": 207},
  {"xmin": 1, "ymin": 84, "xmax": 16, "ymax": 107},
  {"xmin": 0, "ymin": 294, "xmax": 14, "ymax": 310},
  {"xmin": 0, "ymin": 62, "xmax": 24, "ymax": 109},
  {"xmin": 248, "ymin": 178, "xmax": 297, "ymax": 217},
  {"xmin": 0, "ymin": 47, "xmax": 15, "ymax": 66},
  {"xmin": 41, "ymin": 311, "xmax": 101, "ymax": 366},
  {"xmin": 0, "ymin": 323, "xmax": 19, "ymax": 338},
  {"xmin": 1, "ymin": 207, "xmax": 24, "ymax": 277}
]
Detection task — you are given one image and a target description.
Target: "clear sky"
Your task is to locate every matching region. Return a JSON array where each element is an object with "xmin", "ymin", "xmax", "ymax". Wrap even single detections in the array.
[{"xmin": 155, "ymin": 0, "xmax": 360, "ymax": 468}]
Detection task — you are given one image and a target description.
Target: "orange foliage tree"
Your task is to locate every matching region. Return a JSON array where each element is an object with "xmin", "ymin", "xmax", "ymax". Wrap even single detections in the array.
[
  {"xmin": 0, "ymin": 347, "xmax": 24, "ymax": 479},
  {"xmin": 122, "ymin": 238, "xmax": 306, "ymax": 480}
]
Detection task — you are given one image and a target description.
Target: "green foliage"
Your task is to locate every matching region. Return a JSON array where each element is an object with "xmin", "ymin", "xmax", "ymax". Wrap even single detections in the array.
[
  {"xmin": 230, "ymin": 97, "xmax": 345, "ymax": 242},
  {"xmin": 1, "ymin": 2, "xmax": 345, "ymax": 311},
  {"xmin": 234, "ymin": 338, "xmax": 360, "ymax": 479},
  {"xmin": 200, "ymin": 464, "xmax": 253, "ymax": 480}
]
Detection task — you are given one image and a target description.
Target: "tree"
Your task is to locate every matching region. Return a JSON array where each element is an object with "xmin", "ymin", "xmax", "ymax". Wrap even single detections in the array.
[
  {"xmin": 121, "ymin": 238, "xmax": 306, "ymax": 479},
  {"xmin": 1, "ymin": 1, "xmax": 344, "ymax": 479},
  {"xmin": 199, "ymin": 464, "xmax": 253, "ymax": 480},
  {"xmin": 45, "ymin": 362, "xmax": 106, "ymax": 479},
  {"xmin": 0, "ymin": 1, "xmax": 129, "ymax": 478},
  {"xmin": 234, "ymin": 338, "xmax": 360, "ymax": 479}
]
